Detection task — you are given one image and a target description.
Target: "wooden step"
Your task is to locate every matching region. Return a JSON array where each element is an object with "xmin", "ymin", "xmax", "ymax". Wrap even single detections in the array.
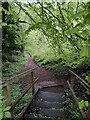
[
  {"xmin": 24, "ymin": 108, "xmax": 65, "ymax": 118},
  {"xmin": 41, "ymin": 85, "xmax": 64, "ymax": 93},
  {"xmin": 22, "ymin": 90, "xmax": 66, "ymax": 119},
  {"xmin": 36, "ymin": 91, "xmax": 65, "ymax": 103},
  {"xmin": 32, "ymin": 100, "xmax": 65, "ymax": 109},
  {"xmin": 38, "ymin": 91, "xmax": 65, "ymax": 98}
]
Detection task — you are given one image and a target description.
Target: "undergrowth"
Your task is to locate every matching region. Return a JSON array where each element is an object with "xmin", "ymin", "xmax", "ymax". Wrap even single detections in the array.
[
  {"xmin": 10, "ymin": 83, "xmax": 32, "ymax": 117},
  {"xmin": 65, "ymin": 90, "xmax": 82, "ymax": 120},
  {"xmin": 2, "ymin": 55, "xmax": 27, "ymax": 80}
]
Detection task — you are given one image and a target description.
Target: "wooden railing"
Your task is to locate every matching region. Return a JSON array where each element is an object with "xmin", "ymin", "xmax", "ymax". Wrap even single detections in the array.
[
  {"xmin": 68, "ymin": 69, "xmax": 90, "ymax": 120},
  {"xmin": 1, "ymin": 66, "xmax": 38, "ymax": 118}
]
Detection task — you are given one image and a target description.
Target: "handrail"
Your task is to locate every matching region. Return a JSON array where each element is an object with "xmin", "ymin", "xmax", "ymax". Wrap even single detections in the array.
[
  {"xmin": 11, "ymin": 78, "xmax": 38, "ymax": 108},
  {"xmin": 1, "ymin": 66, "xmax": 38, "ymax": 87},
  {"xmin": 17, "ymin": 88, "xmax": 40, "ymax": 119},
  {"xmin": 2, "ymin": 66, "xmax": 38, "ymax": 109},
  {"xmin": 69, "ymin": 70, "xmax": 90, "ymax": 90},
  {"xmin": 68, "ymin": 69, "xmax": 90, "ymax": 120}
]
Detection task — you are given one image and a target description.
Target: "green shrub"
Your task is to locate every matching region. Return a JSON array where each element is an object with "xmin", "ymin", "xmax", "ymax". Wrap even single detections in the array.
[{"xmin": 0, "ymin": 95, "xmax": 11, "ymax": 120}]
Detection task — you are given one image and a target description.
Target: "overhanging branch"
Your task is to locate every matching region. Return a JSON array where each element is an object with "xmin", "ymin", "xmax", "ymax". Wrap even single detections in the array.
[
  {"xmin": 37, "ymin": 2, "xmax": 63, "ymax": 25},
  {"xmin": 44, "ymin": 7, "xmax": 63, "ymax": 24},
  {"xmin": 18, "ymin": 20, "xmax": 30, "ymax": 24},
  {"xmin": 28, "ymin": 2, "xmax": 46, "ymax": 22},
  {"xmin": 16, "ymin": 3, "xmax": 36, "ymax": 23},
  {"xmin": 75, "ymin": 33, "xmax": 87, "ymax": 40},
  {"xmin": 57, "ymin": 2, "xmax": 66, "ymax": 24}
]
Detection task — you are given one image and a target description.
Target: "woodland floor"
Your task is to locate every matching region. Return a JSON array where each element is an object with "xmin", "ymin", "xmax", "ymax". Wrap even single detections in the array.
[{"xmin": 18, "ymin": 54, "xmax": 67, "ymax": 93}]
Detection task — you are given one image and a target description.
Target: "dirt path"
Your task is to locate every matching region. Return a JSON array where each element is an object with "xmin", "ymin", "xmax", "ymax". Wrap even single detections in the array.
[{"xmin": 19, "ymin": 54, "xmax": 67, "ymax": 92}]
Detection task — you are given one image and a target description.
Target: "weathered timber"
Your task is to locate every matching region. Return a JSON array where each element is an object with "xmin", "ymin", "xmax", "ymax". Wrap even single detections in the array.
[
  {"xmin": 69, "ymin": 70, "xmax": 90, "ymax": 90},
  {"xmin": 11, "ymin": 79, "xmax": 38, "ymax": 108},
  {"xmin": 67, "ymin": 80, "xmax": 87, "ymax": 120}
]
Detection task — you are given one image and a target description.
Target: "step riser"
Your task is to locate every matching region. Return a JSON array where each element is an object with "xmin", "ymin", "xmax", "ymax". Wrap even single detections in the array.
[
  {"xmin": 33, "ymin": 101, "xmax": 65, "ymax": 109},
  {"xmin": 22, "ymin": 89, "xmax": 66, "ymax": 119}
]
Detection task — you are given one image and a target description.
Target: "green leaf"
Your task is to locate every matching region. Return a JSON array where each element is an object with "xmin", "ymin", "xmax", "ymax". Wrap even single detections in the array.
[
  {"xmin": 2, "ymin": 8, "xmax": 10, "ymax": 15},
  {"xmin": 0, "ymin": 95, "xmax": 4, "ymax": 100},
  {"xmin": 85, "ymin": 101, "xmax": 89, "ymax": 107},
  {"xmin": 84, "ymin": 12, "xmax": 90, "ymax": 25},
  {"xmin": 85, "ymin": 74, "xmax": 90, "ymax": 83},
  {"xmin": 3, "ymin": 106, "xmax": 11, "ymax": 112},
  {"xmin": 79, "ymin": 100, "xmax": 89, "ymax": 110},
  {"xmin": 79, "ymin": 100, "xmax": 84, "ymax": 109},
  {"xmin": 5, "ymin": 112, "xmax": 11, "ymax": 118},
  {"xmin": 0, "ymin": 112, "xmax": 3, "ymax": 120},
  {"xmin": 65, "ymin": 28, "xmax": 79, "ymax": 34},
  {"xmin": 86, "ymin": 91, "xmax": 90, "ymax": 95},
  {"xmin": 1, "ymin": 22, "xmax": 7, "ymax": 26},
  {"xmin": 0, "ymin": 7, "xmax": 2, "ymax": 12}
]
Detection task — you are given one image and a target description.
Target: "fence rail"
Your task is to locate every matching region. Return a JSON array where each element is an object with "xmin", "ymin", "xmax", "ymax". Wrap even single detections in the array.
[
  {"xmin": 1, "ymin": 67, "xmax": 38, "ymax": 86},
  {"xmin": 68, "ymin": 69, "xmax": 90, "ymax": 120},
  {"xmin": 1, "ymin": 67, "xmax": 38, "ymax": 118}
]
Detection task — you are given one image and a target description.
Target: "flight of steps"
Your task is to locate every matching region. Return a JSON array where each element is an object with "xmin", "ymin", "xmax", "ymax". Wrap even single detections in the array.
[{"xmin": 22, "ymin": 86, "xmax": 66, "ymax": 120}]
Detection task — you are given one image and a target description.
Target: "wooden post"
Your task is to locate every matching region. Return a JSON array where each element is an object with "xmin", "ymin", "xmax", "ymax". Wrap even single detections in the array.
[
  {"xmin": 70, "ymin": 74, "xmax": 75, "ymax": 89},
  {"xmin": 3, "ymin": 83, "xmax": 12, "ymax": 106},
  {"xmin": 69, "ymin": 74, "xmax": 75, "ymax": 97},
  {"xmin": 31, "ymin": 71, "xmax": 35, "ymax": 95},
  {"xmin": 3, "ymin": 83, "xmax": 14, "ymax": 118}
]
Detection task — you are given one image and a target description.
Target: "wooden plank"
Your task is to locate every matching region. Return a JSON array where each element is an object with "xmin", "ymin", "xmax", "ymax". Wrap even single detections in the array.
[
  {"xmin": 80, "ymin": 81, "xmax": 90, "ymax": 91},
  {"xmin": 3, "ymin": 83, "xmax": 12, "ymax": 106},
  {"xmin": 1, "ymin": 67, "xmax": 38, "ymax": 87},
  {"xmin": 41, "ymin": 84, "xmax": 64, "ymax": 89},
  {"xmin": 69, "ymin": 70, "xmax": 90, "ymax": 90},
  {"xmin": 70, "ymin": 74, "xmax": 75, "ymax": 89},
  {"xmin": 32, "ymin": 100, "xmax": 65, "ymax": 109},
  {"xmin": 17, "ymin": 89, "xmax": 40, "ymax": 119},
  {"xmin": 38, "ymin": 91, "xmax": 65, "ymax": 98},
  {"xmin": 25, "ymin": 108, "xmax": 65, "ymax": 118},
  {"xmin": 36, "ymin": 92, "xmax": 65, "ymax": 103}
]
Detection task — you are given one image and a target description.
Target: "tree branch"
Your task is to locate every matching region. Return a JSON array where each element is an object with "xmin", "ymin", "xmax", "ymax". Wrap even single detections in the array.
[
  {"xmin": 57, "ymin": 2, "xmax": 65, "ymax": 22},
  {"xmin": 44, "ymin": 7, "xmax": 63, "ymax": 24},
  {"xmin": 28, "ymin": 2, "xmax": 45, "ymax": 22},
  {"xmin": 37, "ymin": 2, "xmax": 63, "ymax": 25},
  {"xmin": 57, "ymin": 2, "xmax": 66, "ymax": 28},
  {"xmin": 75, "ymin": 33, "xmax": 87, "ymax": 40},
  {"xmin": 28, "ymin": 2, "xmax": 50, "ymax": 24},
  {"xmin": 76, "ymin": 2, "xmax": 79, "ymax": 13},
  {"xmin": 18, "ymin": 20, "xmax": 30, "ymax": 24},
  {"xmin": 17, "ymin": 7, "xmax": 21, "ymax": 15},
  {"xmin": 16, "ymin": 3, "xmax": 36, "ymax": 23}
]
